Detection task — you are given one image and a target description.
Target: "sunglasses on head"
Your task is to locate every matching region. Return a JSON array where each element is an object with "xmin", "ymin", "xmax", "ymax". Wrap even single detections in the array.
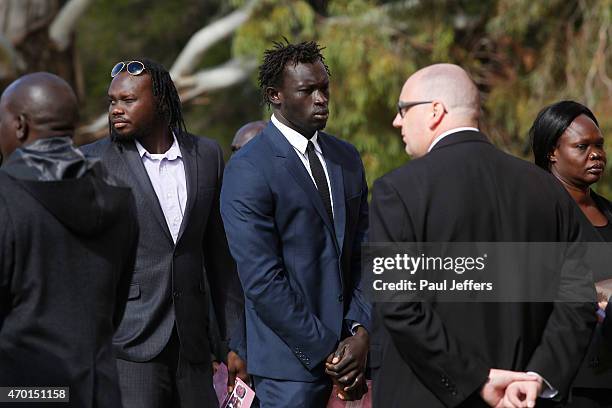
[{"xmin": 110, "ymin": 61, "xmax": 145, "ymax": 78}]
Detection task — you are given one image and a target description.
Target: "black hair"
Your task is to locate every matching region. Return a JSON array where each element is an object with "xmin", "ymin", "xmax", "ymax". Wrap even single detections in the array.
[
  {"xmin": 530, "ymin": 100, "xmax": 599, "ymax": 170},
  {"xmin": 258, "ymin": 39, "xmax": 330, "ymax": 106},
  {"xmin": 140, "ymin": 58, "xmax": 187, "ymax": 133}
]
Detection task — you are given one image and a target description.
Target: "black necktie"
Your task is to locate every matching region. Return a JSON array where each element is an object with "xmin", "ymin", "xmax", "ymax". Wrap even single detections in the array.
[{"xmin": 306, "ymin": 140, "xmax": 333, "ymax": 224}]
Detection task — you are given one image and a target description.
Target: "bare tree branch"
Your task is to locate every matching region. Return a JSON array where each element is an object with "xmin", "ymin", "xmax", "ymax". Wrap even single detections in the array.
[
  {"xmin": 49, "ymin": 0, "xmax": 93, "ymax": 51},
  {"xmin": 595, "ymin": 18, "xmax": 611, "ymax": 97},
  {"xmin": 177, "ymin": 58, "xmax": 257, "ymax": 102},
  {"xmin": 325, "ymin": 0, "xmax": 419, "ymax": 28},
  {"xmin": 0, "ymin": 33, "xmax": 25, "ymax": 76},
  {"xmin": 584, "ymin": 14, "xmax": 609, "ymax": 105},
  {"xmin": 170, "ymin": 0, "xmax": 257, "ymax": 78},
  {"xmin": 79, "ymin": 3, "xmax": 259, "ymax": 139}
]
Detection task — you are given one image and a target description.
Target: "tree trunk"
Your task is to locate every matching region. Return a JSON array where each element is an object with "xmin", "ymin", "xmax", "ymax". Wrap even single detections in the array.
[{"xmin": 0, "ymin": 0, "xmax": 79, "ymax": 96}]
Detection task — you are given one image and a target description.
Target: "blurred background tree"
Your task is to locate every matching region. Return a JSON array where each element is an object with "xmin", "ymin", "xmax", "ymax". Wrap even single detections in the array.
[{"xmin": 0, "ymin": 0, "xmax": 609, "ymax": 195}]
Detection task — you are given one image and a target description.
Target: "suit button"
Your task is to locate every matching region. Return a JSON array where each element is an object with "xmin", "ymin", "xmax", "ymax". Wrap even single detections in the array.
[{"xmin": 338, "ymin": 294, "xmax": 343, "ymax": 302}]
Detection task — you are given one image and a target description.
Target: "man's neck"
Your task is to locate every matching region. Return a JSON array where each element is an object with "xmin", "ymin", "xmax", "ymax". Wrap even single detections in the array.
[
  {"xmin": 427, "ymin": 125, "xmax": 479, "ymax": 152},
  {"xmin": 136, "ymin": 128, "xmax": 173, "ymax": 154},
  {"xmin": 273, "ymin": 111, "xmax": 315, "ymax": 139}
]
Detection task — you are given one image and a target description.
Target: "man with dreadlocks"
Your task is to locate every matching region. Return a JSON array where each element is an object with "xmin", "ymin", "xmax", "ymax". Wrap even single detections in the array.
[
  {"xmin": 221, "ymin": 40, "xmax": 371, "ymax": 407},
  {"xmin": 82, "ymin": 58, "xmax": 244, "ymax": 408}
]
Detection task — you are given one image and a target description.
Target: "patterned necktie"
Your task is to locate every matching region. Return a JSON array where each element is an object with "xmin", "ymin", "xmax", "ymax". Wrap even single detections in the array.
[{"xmin": 306, "ymin": 140, "xmax": 333, "ymax": 224}]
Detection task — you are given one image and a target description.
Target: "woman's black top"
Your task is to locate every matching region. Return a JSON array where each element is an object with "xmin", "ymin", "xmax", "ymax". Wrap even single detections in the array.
[
  {"xmin": 593, "ymin": 190, "xmax": 612, "ymax": 243},
  {"xmin": 596, "ymin": 222, "xmax": 612, "ymax": 242}
]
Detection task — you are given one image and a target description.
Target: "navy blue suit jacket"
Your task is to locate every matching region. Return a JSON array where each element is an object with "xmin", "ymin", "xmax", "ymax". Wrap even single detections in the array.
[{"xmin": 221, "ymin": 122, "xmax": 371, "ymax": 381}]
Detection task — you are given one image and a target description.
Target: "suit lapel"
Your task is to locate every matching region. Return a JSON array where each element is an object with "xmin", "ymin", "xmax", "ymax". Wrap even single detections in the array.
[
  {"xmin": 113, "ymin": 140, "xmax": 173, "ymax": 243},
  {"xmin": 265, "ymin": 124, "xmax": 338, "ymax": 246},
  {"xmin": 319, "ymin": 133, "xmax": 346, "ymax": 254},
  {"xmin": 176, "ymin": 132, "xmax": 197, "ymax": 243}
]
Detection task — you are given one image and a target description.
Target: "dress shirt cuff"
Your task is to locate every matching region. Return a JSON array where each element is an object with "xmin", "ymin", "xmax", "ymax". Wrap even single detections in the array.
[
  {"xmin": 526, "ymin": 371, "xmax": 558, "ymax": 399},
  {"xmin": 349, "ymin": 321, "xmax": 362, "ymax": 335}
]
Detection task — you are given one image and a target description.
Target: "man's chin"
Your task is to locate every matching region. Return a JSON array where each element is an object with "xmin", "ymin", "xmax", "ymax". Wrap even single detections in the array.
[
  {"xmin": 110, "ymin": 129, "xmax": 136, "ymax": 142},
  {"xmin": 313, "ymin": 118, "xmax": 327, "ymax": 130}
]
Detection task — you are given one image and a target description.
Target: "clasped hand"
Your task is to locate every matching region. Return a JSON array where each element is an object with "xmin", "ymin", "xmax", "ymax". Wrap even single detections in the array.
[
  {"xmin": 324, "ymin": 326, "xmax": 369, "ymax": 401},
  {"xmin": 480, "ymin": 368, "xmax": 543, "ymax": 408}
]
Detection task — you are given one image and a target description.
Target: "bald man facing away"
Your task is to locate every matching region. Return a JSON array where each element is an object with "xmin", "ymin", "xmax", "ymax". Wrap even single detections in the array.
[
  {"xmin": 0, "ymin": 73, "xmax": 138, "ymax": 407},
  {"xmin": 231, "ymin": 120, "xmax": 267, "ymax": 152},
  {"xmin": 370, "ymin": 64, "xmax": 596, "ymax": 407}
]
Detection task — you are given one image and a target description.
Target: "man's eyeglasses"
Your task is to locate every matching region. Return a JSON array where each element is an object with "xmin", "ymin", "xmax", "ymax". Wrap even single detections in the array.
[
  {"xmin": 111, "ymin": 61, "xmax": 145, "ymax": 78},
  {"xmin": 397, "ymin": 100, "xmax": 432, "ymax": 118}
]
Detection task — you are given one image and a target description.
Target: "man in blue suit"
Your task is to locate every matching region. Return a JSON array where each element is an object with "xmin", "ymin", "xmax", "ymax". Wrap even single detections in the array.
[{"xmin": 221, "ymin": 40, "xmax": 371, "ymax": 407}]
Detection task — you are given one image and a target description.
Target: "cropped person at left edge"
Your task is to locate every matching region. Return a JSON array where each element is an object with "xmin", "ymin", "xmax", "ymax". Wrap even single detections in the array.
[
  {"xmin": 82, "ymin": 58, "xmax": 245, "ymax": 408},
  {"xmin": 0, "ymin": 72, "xmax": 139, "ymax": 407}
]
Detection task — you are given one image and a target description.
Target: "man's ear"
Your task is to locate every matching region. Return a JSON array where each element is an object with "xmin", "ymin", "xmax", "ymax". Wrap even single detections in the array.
[
  {"xmin": 266, "ymin": 87, "xmax": 282, "ymax": 107},
  {"xmin": 16, "ymin": 114, "xmax": 27, "ymax": 142},
  {"xmin": 428, "ymin": 101, "xmax": 446, "ymax": 130}
]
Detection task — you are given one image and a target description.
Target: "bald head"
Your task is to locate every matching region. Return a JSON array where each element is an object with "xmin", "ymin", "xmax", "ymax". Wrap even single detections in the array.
[
  {"xmin": 2, "ymin": 72, "xmax": 79, "ymax": 133},
  {"xmin": 231, "ymin": 120, "xmax": 266, "ymax": 152},
  {"xmin": 393, "ymin": 64, "xmax": 481, "ymax": 157},
  {"xmin": 0, "ymin": 72, "xmax": 78, "ymax": 163},
  {"xmin": 406, "ymin": 64, "xmax": 480, "ymax": 121}
]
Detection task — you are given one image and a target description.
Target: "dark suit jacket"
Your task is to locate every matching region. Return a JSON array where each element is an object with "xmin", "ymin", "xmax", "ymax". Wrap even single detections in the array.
[
  {"xmin": 82, "ymin": 131, "xmax": 242, "ymax": 365},
  {"xmin": 0, "ymin": 156, "xmax": 137, "ymax": 408},
  {"xmin": 573, "ymin": 190, "xmax": 612, "ymax": 390},
  {"xmin": 220, "ymin": 122, "xmax": 371, "ymax": 381},
  {"xmin": 370, "ymin": 130, "xmax": 596, "ymax": 407}
]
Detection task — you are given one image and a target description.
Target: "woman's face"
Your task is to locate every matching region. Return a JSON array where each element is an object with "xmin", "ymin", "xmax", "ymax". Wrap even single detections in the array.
[{"xmin": 550, "ymin": 114, "xmax": 606, "ymax": 189}]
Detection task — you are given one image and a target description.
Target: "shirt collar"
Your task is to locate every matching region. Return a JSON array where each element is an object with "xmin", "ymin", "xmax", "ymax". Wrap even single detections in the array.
[
  {"xmin": 428, "ymin": 127, "xmax": 479, "ymax": 152},
  {"xmin": 271, "ymin": 113, "xmax": 321, "ymax": 155},
  {"xmin": 135, "ymin": 132, "xmax": 182, "ymax": 160}
]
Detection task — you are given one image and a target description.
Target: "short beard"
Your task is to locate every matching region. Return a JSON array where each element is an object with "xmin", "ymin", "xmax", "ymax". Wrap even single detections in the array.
[
  {"xmin": 109, "ymin": 122, "xmax": 153, "ymax": 144},
  {"xmin": 110, "ymin": 127, "xmax": 136, "ymax": 144}
]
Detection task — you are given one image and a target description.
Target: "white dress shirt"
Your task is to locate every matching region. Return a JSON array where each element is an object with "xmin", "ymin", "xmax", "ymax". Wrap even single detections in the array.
[
  {"xmin": 135, "ymin": 133, "xmax": 187, "ymax": 244},
  {"xmin": 428, "ymin": 127, "xmax": 480, "ymax": 152},
  {"xmin": 271, "ymin": 114, "xmax": 334, "ymax": 216}
]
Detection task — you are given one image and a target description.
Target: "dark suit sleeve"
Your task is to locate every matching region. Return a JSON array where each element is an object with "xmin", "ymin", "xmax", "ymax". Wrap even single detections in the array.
[
  {"xmin": 113, "ymin": 191, "xmax": 139, "ymax": 329},
  {"xmin": 0, "ymin": 196, "xmax": 15, "ymax": 329},
  {"xmin": 228, "ymin": 312, "xmax": 247, "ymax": 360},
  {"xmin": 204, "ymin": 277, "xmax": 227, "ymax": 362},
  {"xmin": 221, "ymin": 156, "xmax": 338, "ymax": 370},
  {"xmin": 203, "ymin": 142, "xmax": 244, "ymax": 353},
  {"xmin": 603, "ymin": 302, "xmax": 612, "ymax": 342},
  {"xmin": 344, "ymin": 152, "xmax": 372, "ymax": 333},
  {"xmin": 525, "ymin": 200, "xmax": 597, "ymax": 397},
  {"xmin": 371, "ymin": 177, "xmax": 490, "ymax": 407}
]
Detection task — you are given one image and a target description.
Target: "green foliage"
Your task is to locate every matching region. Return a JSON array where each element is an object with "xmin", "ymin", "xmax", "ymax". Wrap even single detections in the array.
[
  {"xmin": 327, "ymin": 0, "xmax": 378, "ymax": 16},
  {"xmin": 232, "ymin": 0, "xmax": 316, "ymax": 60},
  {"xmin": 76, "ymin": 0, "xmax": 227, "ymax": 119},
  {"xmin": 73, "ymin": 0, "xmax": 610, "ymax": 195},
  {"xmin": 319, "ymin": 12, "xmax": 410, "ymax": 181}
]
